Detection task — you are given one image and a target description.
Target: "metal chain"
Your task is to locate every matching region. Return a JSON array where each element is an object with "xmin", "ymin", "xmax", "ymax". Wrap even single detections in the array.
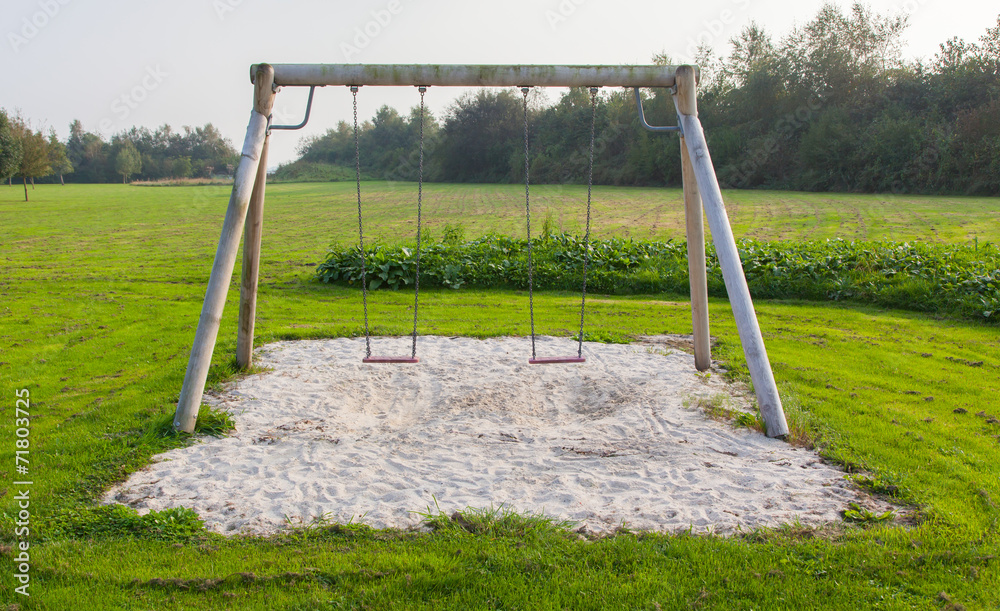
[
  {"xmin": 578, "ymin": 87, "xmax": 599, "ymax": 358},
  {"xmin": 410, "ymin": 86, "xmax": 426, "ymax": 359},
  {"xmin": 521, "ymin": 87, "xmax": 536, "ymax": 360},
  {"xmin": 352, "ymin": 86, "xmax": 371, "ymax": 359}
]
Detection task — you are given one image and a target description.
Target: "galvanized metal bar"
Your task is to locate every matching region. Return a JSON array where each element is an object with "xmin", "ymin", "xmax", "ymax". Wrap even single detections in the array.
[
  {"xmin": 251, "ymin": 64, "xmax": 689, "ymax": 88},
  {"xmin": 634, "ymin": 88, "xmax": 681, "ymax": 133},
  {"xmin": 269, "ymin": 85, "xmax": 318, "ymax": 132}
]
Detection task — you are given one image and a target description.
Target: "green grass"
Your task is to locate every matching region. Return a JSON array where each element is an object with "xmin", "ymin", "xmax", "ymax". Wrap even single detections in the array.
[{"xmin": 1, "ymin": 182, "xmax": 999, "ymax": 609}]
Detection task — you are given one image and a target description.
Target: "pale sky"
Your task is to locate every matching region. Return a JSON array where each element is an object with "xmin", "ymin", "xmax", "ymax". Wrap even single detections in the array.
[{"xmin": 2, "ymin": 0, "xmax": 997, "ymax": 166}]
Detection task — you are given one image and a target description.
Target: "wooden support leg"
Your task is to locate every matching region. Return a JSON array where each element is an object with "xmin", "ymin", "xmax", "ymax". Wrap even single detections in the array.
[
  {"xmin": 173, "ymin": 65, "xmax": 276, "ymax": 433},
  {"xmin": 681, "ymin": 146, "xmax": 711, "ymax": 371},
  {"xmin": 236, "ymin": 133, "xmax": 270, "ymax": 369},
  {"xmin": 675, "ymin": 68, "xmax": 711, "ymax": 372},
  {"xmin": 673, "ymin": 65, "xmax": 789, "ymax": 438}
]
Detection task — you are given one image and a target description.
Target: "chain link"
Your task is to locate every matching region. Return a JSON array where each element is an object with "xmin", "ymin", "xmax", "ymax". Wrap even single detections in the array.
[
  {"xmin": 521, "ymin": 87, "xmax": 536, "ymax": 360},
  {"xmin": 578, "ymin": 87, "xmax": 598, "ymax": 357},
  {"xmin": 352, "ymin": 86, "xmax": 371, "ymax": 359},
  {"xmin": 410, "ymin": 87, "xmax": 426, "ymax": 359}
]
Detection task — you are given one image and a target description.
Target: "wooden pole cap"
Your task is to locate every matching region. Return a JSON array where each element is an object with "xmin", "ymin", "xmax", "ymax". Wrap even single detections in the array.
[
  {"xmin": 253, "ymin": 64, "xmax": 276, "ymax": 116},
  {"xmin": 674, "ymin": 65, "xmax": 698, "ymax": 117}
]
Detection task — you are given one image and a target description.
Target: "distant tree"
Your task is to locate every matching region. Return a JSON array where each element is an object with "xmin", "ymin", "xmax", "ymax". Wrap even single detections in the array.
[
  {"xmin": 797, "ymin": 107, "xmax": 856, "ymax": 190},
  {"xmin": 67, "ymin": 120, "xmax": 111, "ymax": 183},
  {"xmin": 298, "ymin": 121, "xmax": 357, "ymax": 166},
  {"xmin": 781, "ymin": 2, "xmax": 908, "ymax": 107},
  {"xmin": 115, "ymin": 140, "xmax": 142, "ymax": 183},
  {"xmin": 0, "ymin": 109, "xmax": 23, "ymax": 186},
  {"xmin": 47, "ymin": 130, "xmax": 73, "ymax": 185},
  {"xmin": 436, "ymin": 89, "xmax": 524, "ymax": 183},
  {"xmin": 11, "ymin": 116, "xmax": 52, "ymax": 201},
  {"xmin": 170, "ymin": 156, "xmax": 192, "ymax": 178},
  {"xmin": 977, "ymin": 14, "xmax": 1000, "ymax": 72}
]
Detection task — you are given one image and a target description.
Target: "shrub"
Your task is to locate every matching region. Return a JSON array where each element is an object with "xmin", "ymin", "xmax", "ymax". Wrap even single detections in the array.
[{"xmin": 316, "ymin": 235, "xmax": 1000, "ymax": 323}]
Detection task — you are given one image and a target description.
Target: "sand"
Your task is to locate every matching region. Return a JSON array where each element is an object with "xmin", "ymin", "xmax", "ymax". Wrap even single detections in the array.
[{"xmin": 104, "ymin": 335, "xmax": 893, "ymax": 535}]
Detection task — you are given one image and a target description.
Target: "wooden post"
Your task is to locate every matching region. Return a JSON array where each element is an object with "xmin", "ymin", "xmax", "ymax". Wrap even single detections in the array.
[
  {"xmin": 674, "ymin": 66, "xmax": 711, "ymax": 372},
  {"xmin": 674, "ymin": 86, "xmax": 789, "ymax": 438},
  {"xmin": 236, "ymin": 133, "xmax": 269, "ymax": 369},
  {"xmin": 173, "ymin": 64, "xmax": 276, "ymax": 433}
]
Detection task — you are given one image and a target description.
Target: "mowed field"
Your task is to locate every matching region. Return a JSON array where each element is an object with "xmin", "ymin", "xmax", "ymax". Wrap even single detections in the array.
[
  {"xmin": 198, "ymin": 181, "xmax": 997, "ymax": 245},
  {"xmin": 1, "ymin": 182, "xmax": 999, "ymax": 609}
]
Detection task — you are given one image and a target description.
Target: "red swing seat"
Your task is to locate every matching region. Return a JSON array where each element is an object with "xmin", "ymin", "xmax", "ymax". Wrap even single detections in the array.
[
  {"xmin": 362, "ymin": 356, "xmax": 419, "ymax": 364},
  {"xmin": 528, "ymin": 356, "xmax": 585, "ymax": 364}
]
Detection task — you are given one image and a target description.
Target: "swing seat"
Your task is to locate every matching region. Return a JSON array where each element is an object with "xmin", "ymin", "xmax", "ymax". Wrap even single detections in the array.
[
  {"xmin": 363, "ymin": 356, "xmax": 419, "ymax": 364},
  {"xmin": 529, "ymin": 356, "xmax": 586, "ymax": 364}
]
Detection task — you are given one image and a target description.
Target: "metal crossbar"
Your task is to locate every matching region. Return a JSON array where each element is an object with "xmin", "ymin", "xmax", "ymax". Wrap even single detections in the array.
[{"xmin": 251, "ymin": 64, "xmax": 692, "ymax": 88}]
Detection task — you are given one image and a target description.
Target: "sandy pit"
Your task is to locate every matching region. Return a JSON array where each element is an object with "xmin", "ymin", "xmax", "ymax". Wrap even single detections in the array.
[{"xmin": 104, "ymin": 336, "xmax": 892, "ymax": 535}]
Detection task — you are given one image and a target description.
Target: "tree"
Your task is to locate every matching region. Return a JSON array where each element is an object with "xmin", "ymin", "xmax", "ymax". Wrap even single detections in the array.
[
  {"xmin": 47, "ymin": 130, "xmax": 73, "ymax": 185},
  {"xmin": 11, "ymin": 116, "xmax": 52, "ymax": 201},
  {"xmin": 170, "ymin": 156, "xmax": 192, "ymax": 178},
  {"xmin": 67, "ymin": 120, "xmax": 110, "ymax": 183},
  {"xmin": 976, "ymin": 13, "xmax": 1000, "ymax": 73},
  {"xmin": 436, "ymin": 89, "xmax": 524, "ymax": 183},
  {"xmin": 798, "ymin": 107, "xmax": 859, "ymax": 190},
  {"xmin": 115, "ymin": 140, "xmax": 142, "ymax": 183},
  {"xmin": 0, "ymin": 109, "xmax": 23, "ymax": 186},
  {"xmin": 781, "ymin": 2, "xmax": 908, "ymax": 107}
]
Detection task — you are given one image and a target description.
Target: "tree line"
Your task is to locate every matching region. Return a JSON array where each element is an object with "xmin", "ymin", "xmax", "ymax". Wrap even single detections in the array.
[
  {"xmin": 2, "ymin": 3, "xmax": 997, "ymax": 198},
  {"xmin": 285, "ymin": 3, "xmax": 999, "ymax": 195},
  {"xmin": 0, "ymin": 111, "xmax": 239, "ymax": 201}
]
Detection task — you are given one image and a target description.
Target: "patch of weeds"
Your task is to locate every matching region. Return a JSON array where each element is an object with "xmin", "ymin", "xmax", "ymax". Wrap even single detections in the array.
[
  {"xmin": 740, "ymin": 520, "xmax": 844, "ymax": 543},
  {"xmin": 848, "ymin": 472, "xmax": 909, "ymax": 500},
  {"xmin": 734, "ymin": 411, "xmax": 764, "ymax": 430},
  {"xmin": 205, "ymin": 358, "xmax": 243, "ymax": 394},
  {"xmin": 416, "ymin": 500, "xmax": 574, "ymax": 539},
  {"xmin": 711, "ymin": 337, "xmax": 750, "ymax": 383},
  {"xmin": 145, "ymin": 405, "xmax": 235, "ymax": 440},
  {"xmin": 579, "ymin": 329, "xmax": 633, "ymax": 344},
  {"xmin": 281, "ymin": 512, "xmax": 375, "ymax": 542},
  {"xmin": 778, "ymin": 386, "xmax": 819, "ymax": 448},
  {"xmin": 695, "ymin": 370, "xmax": 712, "ymax": 380},
  {"xmin": 687, "ymin": 394, "xmax": 766, "ymax": 434},
  {"xmin": 441, "ymin": 222, "xmax": 465, "ymax": 245},
  {"xmin": 540, "ymin": 210, "xmax": 557, "ymax": 238},
  {"xmin": 842, "ymin": 502, "xmax": 895, "ymax": 524},
  {"xmin": 48, "ymin": 504, "xmax": 207, "ymax": 542},
  {"xmin": 194, "ymin": 405, "xmax": 235, "ymax": 437}
]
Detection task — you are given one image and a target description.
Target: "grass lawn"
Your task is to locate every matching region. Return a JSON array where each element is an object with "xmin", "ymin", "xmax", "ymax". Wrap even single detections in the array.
[{"xmin": 0, "ymin": 182, "xmax": 998, "ymax": 609}]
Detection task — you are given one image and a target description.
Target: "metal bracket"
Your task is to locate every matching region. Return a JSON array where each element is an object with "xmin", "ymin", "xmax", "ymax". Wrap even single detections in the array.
[
  {"xmin": 268, "ymin": 85, "xmax": 318, "ymax": 134},
  {"xmin": 634, "ymin": 88, "xmax": 681, "ymax": 134}
]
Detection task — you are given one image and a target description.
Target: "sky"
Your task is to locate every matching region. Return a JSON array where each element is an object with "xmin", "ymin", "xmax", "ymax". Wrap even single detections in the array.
[{"xmin": 2, "ymin": 0, "xmax": 998, "ymax": 167}]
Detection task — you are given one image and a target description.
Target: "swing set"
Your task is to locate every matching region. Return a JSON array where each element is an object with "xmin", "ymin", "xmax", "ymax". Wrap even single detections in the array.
[
  {"xmin": 345, "ymin": 82, "xmax": 597, "ymax": 365},
  {"xmin": 172, "ymin": 64, "xmax": 789, "ymax": 439}
]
